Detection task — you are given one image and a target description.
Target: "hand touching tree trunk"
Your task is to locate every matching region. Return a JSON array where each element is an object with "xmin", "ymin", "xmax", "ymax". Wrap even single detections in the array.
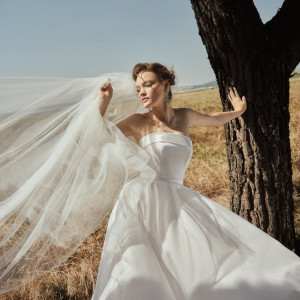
[{"xmin": 190, "ymin": 0, "xmax": 300, "ymax": 250}]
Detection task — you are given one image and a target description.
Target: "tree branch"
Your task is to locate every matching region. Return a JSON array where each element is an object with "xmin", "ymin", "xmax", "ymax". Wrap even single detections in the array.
[
  {"xmin": 190, "ymin": 0, "xmax": 265, "ymax": 62},
  {"xmin": 265, "ymin": 0, "xmax": 300, "ymax": 74},
  {"xmin": 190, "ymin": 0, "xmax": 265, "ymax": 107}
]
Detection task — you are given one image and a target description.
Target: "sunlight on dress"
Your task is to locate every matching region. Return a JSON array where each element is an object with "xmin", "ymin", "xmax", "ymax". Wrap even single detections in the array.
[{"xmin": 0, "ymin": 74, "xmax": 299, "ymax": 299}]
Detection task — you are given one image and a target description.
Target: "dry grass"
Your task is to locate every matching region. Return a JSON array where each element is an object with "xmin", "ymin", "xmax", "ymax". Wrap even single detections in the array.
[
  {"xmin": 1, "ymin": 79, "xmax": 299, "ymax": 300},
  {"xmin": 290, "ymin": 77, "xmax": 300, "ymax": 240}
]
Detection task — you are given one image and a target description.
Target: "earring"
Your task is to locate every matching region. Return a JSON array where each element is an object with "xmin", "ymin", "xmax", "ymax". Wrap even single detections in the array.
[
  {"xmin": 164, "ymin": 94, "xmax": 171, "ymax": 103},
  {"xmin": 164, "ymin": 89, "xmax": 170, "ymax": 103}
]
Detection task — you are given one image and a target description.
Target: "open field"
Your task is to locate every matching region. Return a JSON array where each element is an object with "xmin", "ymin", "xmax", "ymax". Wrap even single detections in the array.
[{"xmin": 1, "ymin": 77, "xmax": 299, "ymax": 300}]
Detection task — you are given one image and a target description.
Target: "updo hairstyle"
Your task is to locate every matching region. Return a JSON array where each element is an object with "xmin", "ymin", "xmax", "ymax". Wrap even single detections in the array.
[{"xmin": 132, "ymin": 62, "xmax": 176, "ymax": 100}]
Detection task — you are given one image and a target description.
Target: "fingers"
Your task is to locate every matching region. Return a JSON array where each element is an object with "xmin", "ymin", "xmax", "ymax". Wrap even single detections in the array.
[
  {"xmin": 100, "ymin": 81, "xmax": 112, "ymax": 91},
  {"xmin": 228, "ymin": 87, "xmax": 245, "ymax": 101},
  {"xmin": 228, "ymin": 87, "xmax": 246, "ymax": 110},
  {"xmin": 228, "ymin": 87, "xmax": 239, "ymax": 98},
  {"xmin": 227, "ymin": 87, "xmax": 233, "ymax": 102},
  {"xmin": 233, "ymin": 87, "xmax": 239, "ymax": 97}
]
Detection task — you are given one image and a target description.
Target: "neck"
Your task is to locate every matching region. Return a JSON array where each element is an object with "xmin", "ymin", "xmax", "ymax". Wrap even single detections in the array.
[{"xmin": 151, "ymin": 102, "xmax": 174, "ymax": 124}]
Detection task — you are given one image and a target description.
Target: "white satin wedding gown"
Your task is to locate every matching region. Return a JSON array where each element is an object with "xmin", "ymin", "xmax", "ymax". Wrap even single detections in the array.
[
  {"xmin": 92, "ymin": 132, "xmax": 300, "ymax": 300},
  {"xmin": 0, "ymin": 74, "xmax": 299, "ymax": 299}
]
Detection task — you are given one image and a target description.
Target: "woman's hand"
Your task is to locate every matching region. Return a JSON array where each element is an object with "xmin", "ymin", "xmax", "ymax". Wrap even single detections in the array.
[
  {"xmin": 228, "ymin": 87, "xmax": 247, "ymax": 114},
  {"xmin": 98, "ymin": 79, "xmax": 113, "ymax": 103},
  {"xmin": 99, "ymin": 79, "xmax": 113, "ymax": 116}
]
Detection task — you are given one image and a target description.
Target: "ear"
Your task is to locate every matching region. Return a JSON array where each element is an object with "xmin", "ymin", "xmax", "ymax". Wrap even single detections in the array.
[{"xmin": 164, "ymin": 81, "xmax": 170, "ymax": 92}]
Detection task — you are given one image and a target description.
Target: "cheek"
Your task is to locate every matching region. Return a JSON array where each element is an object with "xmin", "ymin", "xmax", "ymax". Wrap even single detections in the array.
[{"xmin": 151, "ymin": 87, "xmax": 164, "ymax": 101}]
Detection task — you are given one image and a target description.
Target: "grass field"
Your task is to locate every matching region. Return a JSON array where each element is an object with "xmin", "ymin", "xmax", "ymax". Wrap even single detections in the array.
[{"xmin": 1, "ymin": 77, "xmax": 299, "ymax": 300}]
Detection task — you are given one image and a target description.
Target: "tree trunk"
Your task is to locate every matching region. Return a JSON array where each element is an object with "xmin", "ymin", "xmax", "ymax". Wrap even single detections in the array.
[{"xmin": 190, "ymin": 0, "xmax": 300, "ymax": 250}]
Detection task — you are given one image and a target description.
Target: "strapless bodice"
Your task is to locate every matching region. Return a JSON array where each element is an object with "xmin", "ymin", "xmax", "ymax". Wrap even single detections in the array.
[{"xmin": 139, "ymin": 132, "xmax": 193, "ymax": 184}]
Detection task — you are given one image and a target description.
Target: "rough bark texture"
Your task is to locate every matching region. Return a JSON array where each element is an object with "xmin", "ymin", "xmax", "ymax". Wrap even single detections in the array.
[{"xmin": 190, "ymin": 0, "xmax": 300, "ymax": 250}]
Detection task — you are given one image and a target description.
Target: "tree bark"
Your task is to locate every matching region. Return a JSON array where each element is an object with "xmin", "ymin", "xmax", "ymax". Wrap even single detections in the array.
[{"xmin": 190, "ymin": 0, "xmax": 300, "ymax": 250}]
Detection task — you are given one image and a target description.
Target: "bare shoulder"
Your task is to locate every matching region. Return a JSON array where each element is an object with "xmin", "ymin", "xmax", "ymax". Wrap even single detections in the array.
[
  {"xmin": 174, "ymin": 107, "xmax": 194, "ymax": 122},
  {"xmin": 125, "ymin": 112, "xmax": 149, "ymax": 125},
  {"xmin": 177, "ymin": 107, "xmax": 195, "ymax": 115},
  {"xmin": 116, "ymin": 113, "xmax": 149, "ymax": 137},
  {"xmin": 174, "ymin": 107, "xmax": 193, "ymax": 116},
  {"xmin": 174, "ymin": 108, "xmax": 209, "ymax": 127}
]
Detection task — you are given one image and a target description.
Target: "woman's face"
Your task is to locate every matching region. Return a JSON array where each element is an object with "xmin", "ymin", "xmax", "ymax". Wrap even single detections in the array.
[{"xmin": 135, "ymin": 71, "xmax": 168, "ymax": 109}]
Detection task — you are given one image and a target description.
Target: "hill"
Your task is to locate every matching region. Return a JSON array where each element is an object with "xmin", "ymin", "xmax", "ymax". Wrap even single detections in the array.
[{"xmin": 173, "ymin": 80, "xmax": 218, "ymax": 93}]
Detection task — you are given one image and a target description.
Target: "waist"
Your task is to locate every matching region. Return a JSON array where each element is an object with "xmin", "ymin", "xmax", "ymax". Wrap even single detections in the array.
[{"xmin": 154, "ymin": 175, "xmax": 183, "ymax": 185}]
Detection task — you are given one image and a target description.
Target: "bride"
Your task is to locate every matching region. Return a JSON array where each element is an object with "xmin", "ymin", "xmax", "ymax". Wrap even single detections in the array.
[
  {"xmin": 92, "ymin": 63, "xmax": 300, "ymax": 299},
  {"xmin": 0, "ymin": 62, "xmax": 299, "ymax": 299}
]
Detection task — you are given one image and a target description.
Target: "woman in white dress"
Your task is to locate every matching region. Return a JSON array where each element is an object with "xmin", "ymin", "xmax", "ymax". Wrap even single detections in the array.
[
  {"xmin": 0, "ymin": 63, "xmax": 299, "ymax": 299},
  {"xmin": 91, "ymin": 63, "xmax": 300, "ymax": 300}
]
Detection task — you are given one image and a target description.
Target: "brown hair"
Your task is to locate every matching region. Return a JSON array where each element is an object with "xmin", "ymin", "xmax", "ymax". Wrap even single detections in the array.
[{"xmin": 132, "ymin": 62, "xmax": 176, "ymax": 100}]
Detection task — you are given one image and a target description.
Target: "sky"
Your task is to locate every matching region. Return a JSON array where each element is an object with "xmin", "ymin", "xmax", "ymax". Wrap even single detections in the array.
[{"xmin": 0, "ymin": 0, "xmax": 286, "ymax": 86}]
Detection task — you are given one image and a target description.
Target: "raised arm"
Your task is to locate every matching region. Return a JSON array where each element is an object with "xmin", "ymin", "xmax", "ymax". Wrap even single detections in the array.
[
  {"xmin": 98, "ymin": 79, "xmax": 113, "ymax": 116},
  {"xmin": 186, "ymin": 87, "xmax": 246, "ymax": 127}
]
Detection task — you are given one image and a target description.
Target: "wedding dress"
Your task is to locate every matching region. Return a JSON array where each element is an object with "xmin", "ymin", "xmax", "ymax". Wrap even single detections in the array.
[
  {"xmin": 91, "ymin": 132, "xmax": 300, "ymax": 300},
  {"xmin": 0, "ymin": 74, "xmax": 299, "ymax": 299}
]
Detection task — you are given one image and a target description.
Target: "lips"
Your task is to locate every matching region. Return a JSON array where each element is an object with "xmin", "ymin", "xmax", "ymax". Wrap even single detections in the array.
[{"xmin": 142, "ymin": 97, "xmax": 149, "ymax": 103}]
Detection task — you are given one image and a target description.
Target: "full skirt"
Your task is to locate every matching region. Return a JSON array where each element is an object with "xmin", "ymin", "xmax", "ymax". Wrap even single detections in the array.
[{"xmin": 92, "ymin": 177, "xmax": 300, "ymax": 300}]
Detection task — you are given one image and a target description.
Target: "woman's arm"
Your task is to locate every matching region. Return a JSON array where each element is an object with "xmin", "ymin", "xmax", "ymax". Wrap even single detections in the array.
[
  {"xmin": 98, "ymin": 79, "xmax": 113, "ymax": 116},
  {"xmin": 186, "ymin": 87, "xmax": 247, "ymax": 127}
]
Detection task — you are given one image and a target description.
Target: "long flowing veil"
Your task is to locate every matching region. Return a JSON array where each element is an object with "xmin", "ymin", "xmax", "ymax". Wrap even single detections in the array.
[{"xmin": 0, "ymin": 73, "xmax": 154, "ymax": 294}]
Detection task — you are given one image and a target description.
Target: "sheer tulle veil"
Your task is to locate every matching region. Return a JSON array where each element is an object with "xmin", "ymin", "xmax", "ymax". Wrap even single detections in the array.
[{"xmin": 0, "ymin": 73, "xmax": 155, "ymax": 294}]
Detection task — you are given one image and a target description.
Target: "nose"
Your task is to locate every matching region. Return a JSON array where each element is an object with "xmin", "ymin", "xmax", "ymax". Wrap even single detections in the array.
[{"xmin": 139, "ymin": 86, "xmax": 146, "ymax": 97}]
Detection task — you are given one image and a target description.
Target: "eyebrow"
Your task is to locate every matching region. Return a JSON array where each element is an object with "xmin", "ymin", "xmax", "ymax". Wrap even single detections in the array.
[
  {"xmin": 136, "ymin": 79, "xmax": 155, "ymax": 88},
  {"xmin": 135, "ymin": 75, "xmax": 145, "ymax": 87}
]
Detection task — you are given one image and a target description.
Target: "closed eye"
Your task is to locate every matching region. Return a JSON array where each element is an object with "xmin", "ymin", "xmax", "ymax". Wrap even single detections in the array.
[{"xmin": 136, "ymin": 81, "xmax": 155, "ymax": 93}]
